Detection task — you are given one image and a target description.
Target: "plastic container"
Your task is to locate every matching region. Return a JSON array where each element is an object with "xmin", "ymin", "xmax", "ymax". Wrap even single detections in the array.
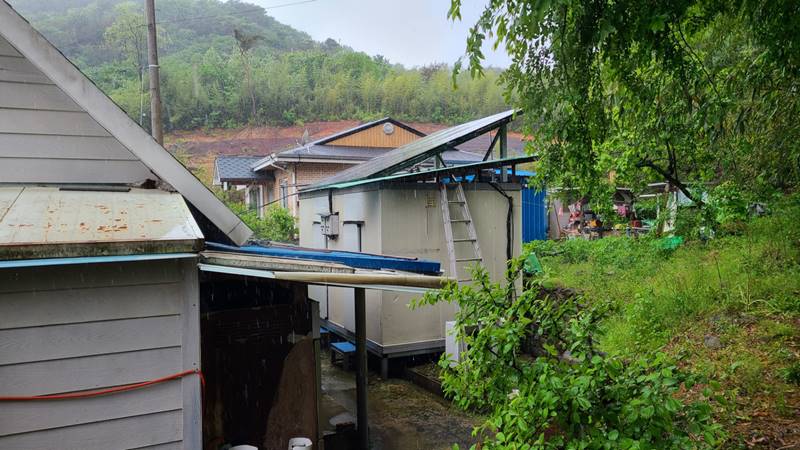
[{"xmin": 288, "ymin": 437, "xmax": 312, "ymax": 450}]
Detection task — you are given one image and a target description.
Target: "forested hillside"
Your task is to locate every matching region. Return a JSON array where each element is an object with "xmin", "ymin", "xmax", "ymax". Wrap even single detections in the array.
[{"xmin": 10, "ymin": 0, "xmax": 508, "ymax": 130}]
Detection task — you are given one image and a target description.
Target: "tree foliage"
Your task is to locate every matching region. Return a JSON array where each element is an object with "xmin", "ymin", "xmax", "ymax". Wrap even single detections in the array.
[
  {"xmin": 416, "ymin": 263, "xmax": 725, "ymax": 449},
  {"xmin": 452, "ymin": 0, "xmax": 800, "ymax": 204},
  {"xmin": 227, "ymin": 202, "xmax": 297, "ymax": 243},
  {"xmin": 14, "ymin": 0, "xmax": 511, "ymax": 130}
]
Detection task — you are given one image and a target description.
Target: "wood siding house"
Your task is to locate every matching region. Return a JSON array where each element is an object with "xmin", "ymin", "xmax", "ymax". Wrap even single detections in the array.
[
  {"xmin": 0, "ymin": 189, "xmax": 205, "ymax": 450},
  {"xmin": 0, "ymin": 3, "xmax": 319, "ymax": 448}
]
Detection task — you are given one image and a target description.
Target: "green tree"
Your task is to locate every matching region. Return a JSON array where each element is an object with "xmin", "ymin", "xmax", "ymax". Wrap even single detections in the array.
[
  {"xmin": 103, "ymin": 2, "xmax": 146, "ymax": 74},
  {"xmin": 227, "ymin": 203, "xmax": 297, "ymax": 243},
  {"xmin": 234, "ymin": 28, "xmax": 265, "ymax": 122},
  {"xmin": 451, "ymin": 0, "xmax": 800, "ymax": 205}
]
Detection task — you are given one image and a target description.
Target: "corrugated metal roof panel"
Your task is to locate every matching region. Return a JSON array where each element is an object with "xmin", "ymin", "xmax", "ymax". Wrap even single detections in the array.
[
  {"xmin": 273, "ymin": 145, "xmax": 484, "ymax": 164},
  {"xmin": 206, "ymin": 242, "xmax": 441, "ymax": 274},
  {"xmin": 305, "ymin": 155, "xmax": 537, "ymax": 191},
  {"xmin": 251, "ymin": 118, "xmax": 426, "ymax": 170},
  {"xmin": 0, "ymin": 186, "xmax": 203, "ymax": 259},
  {"xmin": 308, "ymin": 110, "xmax": 519, "ymax": 188}
]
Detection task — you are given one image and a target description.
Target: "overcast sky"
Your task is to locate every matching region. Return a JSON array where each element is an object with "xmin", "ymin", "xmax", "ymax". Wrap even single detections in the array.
[{"xmin": 253, "ymin": 0, "xmax": 511, "ymax": 68}]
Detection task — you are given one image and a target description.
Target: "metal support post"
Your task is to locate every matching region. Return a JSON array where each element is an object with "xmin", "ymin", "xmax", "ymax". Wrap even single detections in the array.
[{"xmin": 355, "ymin": 288, "xmax": 368, "ymax": 449}]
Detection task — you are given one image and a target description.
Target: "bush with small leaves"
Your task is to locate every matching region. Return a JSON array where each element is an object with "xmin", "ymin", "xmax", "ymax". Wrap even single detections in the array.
[{"xmin": 415, "ymin": 260, "xmax": 725, "ymax": 449}]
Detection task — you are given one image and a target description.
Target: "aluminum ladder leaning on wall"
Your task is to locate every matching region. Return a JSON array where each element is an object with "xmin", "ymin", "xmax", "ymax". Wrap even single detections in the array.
[{"xmin": 439, "ymin": 181, "xmax": 483, "ymax": 284}]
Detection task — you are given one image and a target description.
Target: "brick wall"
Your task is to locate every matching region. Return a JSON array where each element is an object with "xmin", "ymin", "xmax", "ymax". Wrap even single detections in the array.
[
  {"xmin": 262, "ymin": 163, "xmax": 354, "ymax": 217},
  {"xmin": 295, "ymin": 163, "xmax": 353, "ymax": 188}
]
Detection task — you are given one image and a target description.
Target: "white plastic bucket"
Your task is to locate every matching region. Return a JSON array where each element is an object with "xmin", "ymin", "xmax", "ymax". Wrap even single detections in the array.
[{"xmin": 288, "ymin": 437, "xmax": 312, "ymax": 450}]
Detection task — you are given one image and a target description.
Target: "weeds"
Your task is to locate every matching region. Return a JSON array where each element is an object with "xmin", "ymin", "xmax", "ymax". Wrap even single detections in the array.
[{"xmin": 526, "ymin": 194, "xmax": 800, "ymax": 445}]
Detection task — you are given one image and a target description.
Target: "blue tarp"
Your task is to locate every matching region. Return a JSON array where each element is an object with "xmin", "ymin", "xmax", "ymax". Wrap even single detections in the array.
[{"xmin": 207, "ymin": 242, "xmax": 441, "ymax": 274}]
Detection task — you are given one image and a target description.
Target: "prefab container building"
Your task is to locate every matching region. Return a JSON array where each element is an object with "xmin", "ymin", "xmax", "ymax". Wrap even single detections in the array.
[{"xmin": 298, "ymin": 111, "xmax": 536, "ymax": 373}]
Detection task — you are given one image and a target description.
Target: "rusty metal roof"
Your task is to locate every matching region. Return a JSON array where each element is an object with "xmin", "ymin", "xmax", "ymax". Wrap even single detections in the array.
[{"xmin": 0, "ymin": 186, "xmax": 204, "ymax": 260}]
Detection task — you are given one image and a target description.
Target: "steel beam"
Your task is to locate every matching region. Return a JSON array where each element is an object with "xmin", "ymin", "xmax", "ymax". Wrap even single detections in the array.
[{"xmin": 355, "ymin": 287, "xmax": 369, "ymax": 449}]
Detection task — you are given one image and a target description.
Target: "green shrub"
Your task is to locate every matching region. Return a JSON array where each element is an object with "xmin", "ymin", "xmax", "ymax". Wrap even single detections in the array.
[
  {"xmin": 227, "ymin": 202, "xmax": 297, "ymax": 242},
  {"xmin": 415, "ymin": 263, "xmax": 725, "ymax": 449}
]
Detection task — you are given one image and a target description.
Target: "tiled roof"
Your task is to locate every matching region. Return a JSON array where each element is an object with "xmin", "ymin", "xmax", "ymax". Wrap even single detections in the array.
[{"xmin": 215, "ymin": 156, "xmax": 272, "ymax": 182}]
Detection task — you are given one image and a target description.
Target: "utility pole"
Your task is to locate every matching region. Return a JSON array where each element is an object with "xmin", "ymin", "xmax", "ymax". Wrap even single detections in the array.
[{"xmin": 144, "ymin": 0, "xmax": 163, "ymax": 145}]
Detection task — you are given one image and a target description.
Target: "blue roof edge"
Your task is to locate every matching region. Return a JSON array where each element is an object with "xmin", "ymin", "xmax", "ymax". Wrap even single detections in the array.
[{"xmin": 206, "ymin": 242, "xmax": 441, "ymax": 274}]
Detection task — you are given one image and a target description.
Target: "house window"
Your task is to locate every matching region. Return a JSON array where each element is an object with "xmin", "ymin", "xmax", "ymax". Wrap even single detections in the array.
[{"xmin": 280, "ymin": 180, "xmax": 288, "ymax": 208}]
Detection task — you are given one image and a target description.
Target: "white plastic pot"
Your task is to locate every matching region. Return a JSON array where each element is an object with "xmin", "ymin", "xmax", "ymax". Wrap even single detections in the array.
[{"xmin": 288, "ymin": 437, "xmax": 312, "ymax": 450}]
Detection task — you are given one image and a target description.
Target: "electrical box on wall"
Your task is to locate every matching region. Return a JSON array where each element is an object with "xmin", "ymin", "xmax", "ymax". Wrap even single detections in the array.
[{"xmin": 320, "ymin": 212, "xmax": 339, "ymax": 238}]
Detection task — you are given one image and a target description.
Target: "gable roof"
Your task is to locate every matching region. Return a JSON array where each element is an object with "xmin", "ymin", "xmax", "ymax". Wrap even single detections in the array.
[
  {"xmin": 308, "ymin": 109, "xmax": 520, "ymax": 188},
  {"xmin": 0, "ymin": 1, "xmax": 251, "ymax": 245},
  {"xmin": 314, "ymin": 117, "xmax": 425, "ymax": 145},
  {"xmin": 214, "ymin": 156, "xmax": 273, "ymax": 184},
  {"xmin": 252, "ymin": 118, "xmax": 425, "ymax": 171}
]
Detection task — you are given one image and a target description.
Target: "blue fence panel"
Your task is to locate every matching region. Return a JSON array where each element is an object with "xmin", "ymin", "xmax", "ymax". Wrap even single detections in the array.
[{"xmin": 522, "ymin": 188, "xmax": 548, "ymax": 242}]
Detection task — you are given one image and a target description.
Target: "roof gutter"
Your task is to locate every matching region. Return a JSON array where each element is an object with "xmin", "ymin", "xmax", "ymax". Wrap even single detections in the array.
[{"xmin": 252, "ymin": 154, "xmax": 289, "ymax": 173}]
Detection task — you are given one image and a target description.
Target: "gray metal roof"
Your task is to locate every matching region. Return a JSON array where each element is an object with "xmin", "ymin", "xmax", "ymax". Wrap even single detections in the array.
[
  {"xmin": 252, "ymin": 118, "xmax": 425, "ymax": 170},
  {"xmin": 272, "ymin": 145, "xmax": 483, "ymax": 164},
  {"xmin": 308, "ymin": 110, "xmax": 520, "ymax": 188},
  {"xmin": 456, "ymin": 133, "xmax": 527, "ymax": 157},
  {"xmin": 277, "ymin": 144, "xmax": 390, "ymax": 161},
  {"xmin": 214, "ymin": 156, "xmax": 273, "ymax": 183},
  {"xmin": 0, "ymin": 186, "xmax": 204, "ymax": 259},
  {"xmin": 306, "ymin": 155, "xmax": 537, "ymax": 192}
]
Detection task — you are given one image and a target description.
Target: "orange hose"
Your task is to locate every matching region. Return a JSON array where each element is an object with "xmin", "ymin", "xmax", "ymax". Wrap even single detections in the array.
[{"xmin": 0, "ymin": 368, "xmax": 205, "ymax": 401}]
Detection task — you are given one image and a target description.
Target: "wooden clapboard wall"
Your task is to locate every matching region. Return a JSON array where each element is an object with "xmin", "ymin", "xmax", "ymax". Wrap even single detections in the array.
[
  {"xmin": 0, "ymin": 258, "xmax": 201, "ymax": 450},
  {"xmin": 326, "ymin": 123, "xmax": 421, "ymax": 148},
  {"xmin": 0, "ymin": 35, "xmax": 154, "ymax": 184}
]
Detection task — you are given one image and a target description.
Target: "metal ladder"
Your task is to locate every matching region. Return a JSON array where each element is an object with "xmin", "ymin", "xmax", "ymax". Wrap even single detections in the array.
[{"xmin": 440, "ymin": 182, "xmax": 483, "ymax": 284}]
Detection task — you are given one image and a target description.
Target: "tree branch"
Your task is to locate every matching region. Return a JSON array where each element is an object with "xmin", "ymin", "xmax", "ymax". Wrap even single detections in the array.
[{"xmin": 637, "ymin": 159, "xmax": 704, "ymax": 206}]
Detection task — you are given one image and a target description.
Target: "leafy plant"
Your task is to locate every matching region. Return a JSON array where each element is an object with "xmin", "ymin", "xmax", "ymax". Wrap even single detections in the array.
[
  {"xmin": 227, "ymin": 202, "xmax": 297, "ymax": 243},
  {"xmin": 415, "ymin": 262, "xmax": 725, "ymax": 449},
  {"xmin": 451, "ymin": 0, "xmax": 800, "ymax": 208}
]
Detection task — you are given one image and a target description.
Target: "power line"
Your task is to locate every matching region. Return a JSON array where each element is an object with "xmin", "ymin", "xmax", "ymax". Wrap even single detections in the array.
[{"xmin": 151, "ymin": 0, "xmax": 317, "ymax": 27}]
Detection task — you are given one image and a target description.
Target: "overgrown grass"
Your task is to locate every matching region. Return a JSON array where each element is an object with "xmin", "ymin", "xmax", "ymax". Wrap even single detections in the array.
[{"xmin": 527, "ymin": 194, "xmax": 800, "ymax": 446}]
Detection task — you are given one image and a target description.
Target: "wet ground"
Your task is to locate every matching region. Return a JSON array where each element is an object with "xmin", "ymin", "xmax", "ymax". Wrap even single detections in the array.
[{"xmin": 319, "ymin": 350, "xmax": 479, "ymax": 450}]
